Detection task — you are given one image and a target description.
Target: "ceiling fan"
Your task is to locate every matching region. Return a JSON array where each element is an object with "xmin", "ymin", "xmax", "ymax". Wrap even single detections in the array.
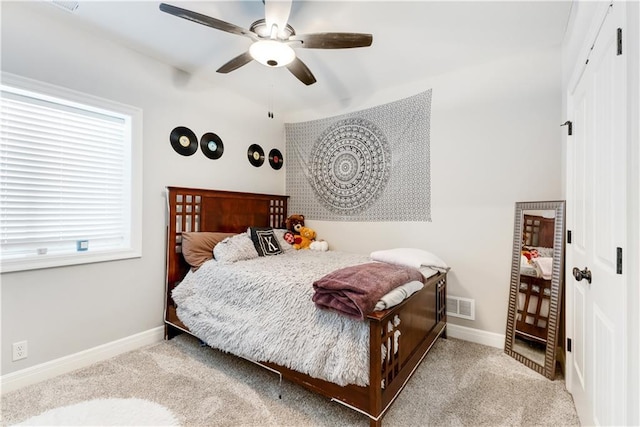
[{"xmin": 159, "ymin": 1, "xmax": 373, "ymax": 86}]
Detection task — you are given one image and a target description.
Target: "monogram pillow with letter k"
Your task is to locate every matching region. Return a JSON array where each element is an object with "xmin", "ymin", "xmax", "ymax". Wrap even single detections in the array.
[{"xmin": 249, "ymin": 227, "xmax": 283, "ymax": 256}]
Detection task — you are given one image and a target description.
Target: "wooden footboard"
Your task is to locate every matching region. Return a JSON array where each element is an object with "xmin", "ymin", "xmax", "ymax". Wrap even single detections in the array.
[
  {"xmin": 164, "ymin": 187, "xmax": 446, "ymax": 426},
  {"xmin": 516, "ymin": 274, "xmax": 551, "ymax": 343},
  {"xmin": 261, "ymin": 272, "xmax": 446, "ymax": 427},
  {"xmin": 369, "ymin": 273, "xmax": 447, "ymax": 424}
]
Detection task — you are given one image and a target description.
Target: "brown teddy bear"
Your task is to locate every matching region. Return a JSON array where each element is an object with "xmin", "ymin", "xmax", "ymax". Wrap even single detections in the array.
[{"xmin": 285, "ymin": 214, "xmax": 305, "ymax": 235}]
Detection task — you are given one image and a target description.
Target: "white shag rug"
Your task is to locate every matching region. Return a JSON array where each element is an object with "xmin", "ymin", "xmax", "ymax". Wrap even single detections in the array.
[{"xmin": 14, "ymin": 398, "xmax": 179, "ymax": 426}]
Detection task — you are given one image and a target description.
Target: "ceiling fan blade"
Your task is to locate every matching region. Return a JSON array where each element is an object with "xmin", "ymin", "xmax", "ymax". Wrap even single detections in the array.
[
  {"xmin": 159, "ymin": 3, "xmax": 256, "ymax": 40},
  {"xmin": 264, "ymin": 0, "xmax": 292, "ymax": 39},
  {"xmin": 216, "ymin": 51, "xmax": 254, "ymax": 74},
  {"xmin": 286, "ymin": 57, "xmax": 317, "ymax": 86},
  {"xmin": 290, "ymin": 33, "xmax": 373, "ymax": 49}
]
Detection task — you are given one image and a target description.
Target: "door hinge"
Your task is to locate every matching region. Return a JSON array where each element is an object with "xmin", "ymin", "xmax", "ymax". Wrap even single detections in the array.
[
  {"xmin": 567, "ymin": 338, "xmax": 572, "ymax": 352},
  {"xmin": 617, "ymin": 28, "xmax": 622, "ymax": 55},
  {"xmin": 616, "ymin": 247, "xmax": 622, "ymax": 274},
  {"xmin": 567, "ymin": 230, "xmax": 572, "ymax": 244},
  {"xmin": 561, "ymin": 121, "xmax": 573, "ymax": 136}
]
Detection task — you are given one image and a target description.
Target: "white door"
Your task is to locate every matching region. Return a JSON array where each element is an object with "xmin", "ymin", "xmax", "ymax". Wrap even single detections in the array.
[{"xmin": 566, "ymin": 2, "xmax": 627, "ymax": 426}]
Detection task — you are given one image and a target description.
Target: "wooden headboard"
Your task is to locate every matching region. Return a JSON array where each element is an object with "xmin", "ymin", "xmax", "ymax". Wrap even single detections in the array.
[
  {"xmin": 523, "ymin": 214, "xmax": 555, "ymax": 248},
  {"xmin": 165, "ymin": 187, "xmax": 289, "ymax": 324}
]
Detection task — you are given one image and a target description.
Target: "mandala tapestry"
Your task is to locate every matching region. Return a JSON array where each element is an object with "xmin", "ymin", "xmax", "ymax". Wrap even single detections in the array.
[{"xmin": 285, "ymin": 89, "xmax": 431, "ymax": 221}]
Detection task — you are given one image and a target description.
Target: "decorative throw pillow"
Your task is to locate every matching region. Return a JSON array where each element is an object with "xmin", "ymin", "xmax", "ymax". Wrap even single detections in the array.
[
  {"xmin": 181, "ymin": 231, "xmax": 236, "ymax": 269},
  {"xmin": 213, "ymin": 233, "xmax": 259, "ymax": 263},
  {"xmin": 249, "ymin": 227, "xmax": 283, "ymax": 256}
]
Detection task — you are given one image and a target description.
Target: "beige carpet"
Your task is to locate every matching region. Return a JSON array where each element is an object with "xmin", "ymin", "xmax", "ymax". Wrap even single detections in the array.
[{"xmin": 1, "ymin": 335, "xmax": 580, "ymax": 426}]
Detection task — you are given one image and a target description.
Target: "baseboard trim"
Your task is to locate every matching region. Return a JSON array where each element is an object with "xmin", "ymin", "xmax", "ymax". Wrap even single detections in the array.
[
  {"xmin": 447, "ymin": 323, "xmax": 505, "ymax": 349},
  {"xmin": 1, "ymin": 326, "xmax": 164, "ymax": 394}
]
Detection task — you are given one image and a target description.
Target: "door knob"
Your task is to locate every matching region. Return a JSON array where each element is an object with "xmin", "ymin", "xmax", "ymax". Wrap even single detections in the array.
[{"xmin": 572, "ymin": 267, "xmax": 592, "ymax": 284}]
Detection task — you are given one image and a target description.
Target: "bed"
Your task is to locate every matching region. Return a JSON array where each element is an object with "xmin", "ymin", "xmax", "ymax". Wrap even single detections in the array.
[
  {"xmin": 516, "ymin": 214, "xmax": 555, "ymax": 343},
  {"xmin": 164, "ymin": 187, "xmax": 447, "ymax": 426}
]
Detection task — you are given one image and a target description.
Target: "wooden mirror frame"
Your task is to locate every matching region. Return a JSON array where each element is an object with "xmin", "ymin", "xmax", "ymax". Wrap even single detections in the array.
[{"xmin": 504, "ymin": 200, "xmax": 566, "ymax": 379}]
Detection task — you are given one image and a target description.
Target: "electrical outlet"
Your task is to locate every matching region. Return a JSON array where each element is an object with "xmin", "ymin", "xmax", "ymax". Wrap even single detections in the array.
[{"xmin": 12, "ymin": 341, "xmax": 27, "ymax": 361}]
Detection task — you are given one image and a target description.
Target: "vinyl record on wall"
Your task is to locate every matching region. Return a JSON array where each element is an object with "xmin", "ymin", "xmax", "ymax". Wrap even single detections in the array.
[
  {"xmin": 247, "ymin": 144, "xmax": 265, "ymax": 167},
  {"xmin": 268, "ymin": 148, "xmax": 284, "ymax": 170},
  {"xmin": 200, "ymin": 132, "xmax": 224, "ymax": 159},
  {"xmin": 170, "ymin": 126, "xmax": 198, "ymax": 156}
]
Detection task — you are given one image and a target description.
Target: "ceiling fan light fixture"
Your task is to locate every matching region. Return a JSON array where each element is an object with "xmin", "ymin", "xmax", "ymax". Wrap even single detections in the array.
[{"xmin": 249, "ymin": 40, "xmax": 295, "ymax": 68}]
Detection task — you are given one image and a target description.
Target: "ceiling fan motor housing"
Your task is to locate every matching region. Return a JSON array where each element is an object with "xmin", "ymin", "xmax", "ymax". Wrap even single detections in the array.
[{"xmin": 250, "ymin": 19, "xmax": 296, "ymax": 39}]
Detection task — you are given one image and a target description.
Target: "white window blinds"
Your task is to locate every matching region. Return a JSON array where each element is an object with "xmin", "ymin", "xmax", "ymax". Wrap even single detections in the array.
[{"xmin": 1, "ymin": 80, "xmax": 137, "ymax": 269}]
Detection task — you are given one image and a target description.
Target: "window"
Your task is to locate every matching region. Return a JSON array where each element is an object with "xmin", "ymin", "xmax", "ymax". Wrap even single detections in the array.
[{"xmin": 1, "ymin": 73, "xmax": 142, "ymax": 272}]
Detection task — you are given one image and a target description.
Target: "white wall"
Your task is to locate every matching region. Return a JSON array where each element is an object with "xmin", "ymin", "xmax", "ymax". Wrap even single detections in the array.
[
  {"xmin": 1, "ymin": 2, "xmax": 285, "ymax": 376},
  {"xmin": 285, "ymin": 47, "xmax": 563, "ymax": 335}
]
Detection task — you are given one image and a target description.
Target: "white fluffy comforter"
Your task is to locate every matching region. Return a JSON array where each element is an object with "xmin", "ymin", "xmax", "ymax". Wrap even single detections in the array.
[{"xmin": 172, "ymin": 250, "xmax": 373, "ymax": 386}]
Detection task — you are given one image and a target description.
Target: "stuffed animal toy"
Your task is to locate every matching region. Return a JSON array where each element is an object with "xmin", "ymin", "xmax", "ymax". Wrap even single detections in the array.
[
  {"xmin": 283, "ymin": 231, "xmax": 295, "ymax": 245},
  {"xmin": 309, "ymin": 240, "xmax": 329, "ymax": 251},
  {"xmin": 521, "ymin": 247, "xmax": 539, "ymax": 262},
  {"xmin": 293, "ymin": 226, "xmax": 316, "ymax": 250},
  {"xmin": 285, "ymin": 214, "xmax": 305, "ymax": 235}
]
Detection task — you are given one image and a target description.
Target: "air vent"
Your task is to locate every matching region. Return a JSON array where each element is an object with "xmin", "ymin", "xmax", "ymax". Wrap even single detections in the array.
[
  {"xmin": 50, "ymin": 1, "xmax": 79, "ymax": 13},
  {"xmin": 446, "ymin": 296, "xmax": 475, "ymax": 320}
]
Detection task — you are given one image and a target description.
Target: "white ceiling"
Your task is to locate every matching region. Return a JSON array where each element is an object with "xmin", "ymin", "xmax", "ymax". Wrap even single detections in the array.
[{"xmin": 27, "ymin": 0, "xmax": 573, "ymax": 112}]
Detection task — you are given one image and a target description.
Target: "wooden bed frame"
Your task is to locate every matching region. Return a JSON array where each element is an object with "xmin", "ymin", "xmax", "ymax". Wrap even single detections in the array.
[{"xmin": 164, "ymin": 187, "xmax": 447, "ymax": 427}]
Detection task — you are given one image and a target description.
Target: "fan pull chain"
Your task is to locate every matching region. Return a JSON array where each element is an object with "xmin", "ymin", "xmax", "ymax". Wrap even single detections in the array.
[{"xmin": 267, "ymin": 77, "xmax": 275, "ymax": 119}]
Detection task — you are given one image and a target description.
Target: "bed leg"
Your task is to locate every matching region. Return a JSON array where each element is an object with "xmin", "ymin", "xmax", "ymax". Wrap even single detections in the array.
[
  {"xmin": 369, "ymin": 417, "xmax": 382, "ymax": 427},
  {"xmin": 165, "ymin": 324, "xmax": 182, "ymax": 340},
  {"xmin": 442, "ymin": 325, "xmax": 447, "ymax": 339}
]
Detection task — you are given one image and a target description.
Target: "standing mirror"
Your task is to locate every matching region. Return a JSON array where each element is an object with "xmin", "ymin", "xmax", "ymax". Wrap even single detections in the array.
[{"xmin": 505, "ymin": 201, "xmax": 565, "ymax": 379}]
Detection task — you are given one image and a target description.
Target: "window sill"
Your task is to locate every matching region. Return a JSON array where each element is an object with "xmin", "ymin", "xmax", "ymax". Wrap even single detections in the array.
[{"xmin": 0, "ymin": 249, "xmax": 142, "ymax": 273}]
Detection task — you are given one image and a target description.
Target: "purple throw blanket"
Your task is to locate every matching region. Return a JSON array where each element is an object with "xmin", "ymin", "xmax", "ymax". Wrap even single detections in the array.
[{"xmin": 312, "ymin": 262, "xmax": 423, "ymax": 320}]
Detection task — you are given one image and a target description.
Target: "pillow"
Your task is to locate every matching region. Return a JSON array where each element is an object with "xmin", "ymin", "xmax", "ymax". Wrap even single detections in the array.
[
  {"xmin": 527, "ymin": 246, "xmax": 554, "ymax": 258},
  {"xmin": 181, "ymin": 232, "xmax": 236, "ymax": 269},
  {"xmin": 272, "ymin": 228, "xmax": 294, "ymax": 252},
  {"xmin": 370, "ymin": 248, "xmax": 450, "ymax": 272},
  {"xmin": 248, "ymin": 227, "xmax": 283, "ymax": 256},
  {"xmin": 213, "ymin": 233, "xmax": 259, "ymax": 263}
]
